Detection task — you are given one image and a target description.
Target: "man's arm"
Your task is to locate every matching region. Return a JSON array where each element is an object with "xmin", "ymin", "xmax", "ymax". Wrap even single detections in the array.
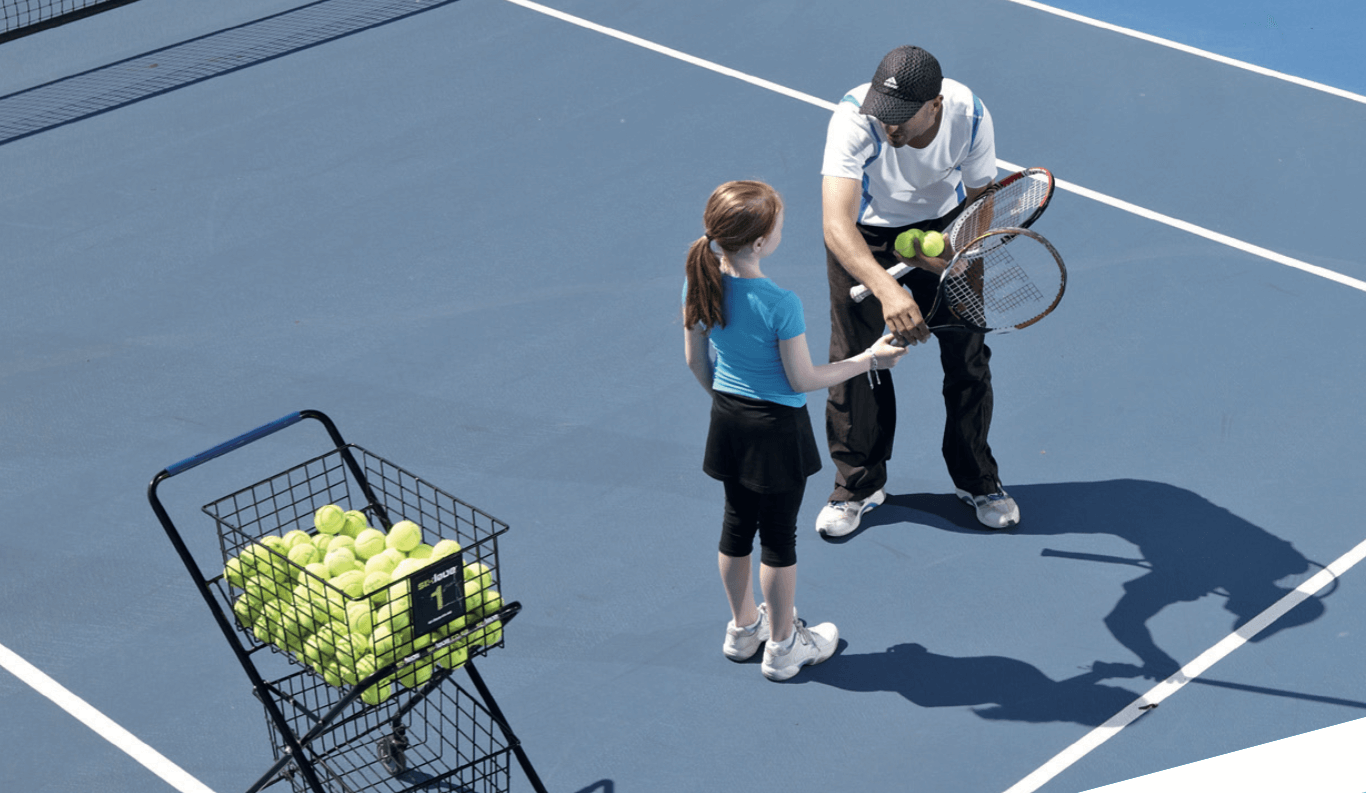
[{"xmin": 822, "ymin": 175, "xmax": 931, "ymax": 345}]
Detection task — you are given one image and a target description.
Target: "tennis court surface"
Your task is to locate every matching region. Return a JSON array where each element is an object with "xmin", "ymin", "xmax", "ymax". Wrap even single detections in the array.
[{"xmin": 3, "ymin": 0, "xmax": 1365, "ymax": 791}]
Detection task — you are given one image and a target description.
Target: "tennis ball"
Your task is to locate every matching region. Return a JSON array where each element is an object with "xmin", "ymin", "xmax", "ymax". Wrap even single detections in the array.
[
  {"xmin": 354, "ymin": 653, "xmax": 378, "ymax": 683},
  {"xmin": 462, "ymin": 580, "xmax": 484, "ymax": 612},
  {"xmin": 463, "ymin": 562, "xmax": 493, "ymax": 591},
  {"xmin": 282, "ymin": 529, "xmax": 312, "ymax": 549},
  {"xmin": 287, "ymin": 543, "xmax": 319, "ymax": 568},
  {"xmin": 301, "ymin": 562, "xmax": 330, "ymax": 588},
  {"xmin": 314, "ymin": 504, "xmax": 346, "ymax": 535},
  {"xmin": 407, "ymin": 543, "xmax": 434, "ymax": 560},
  {"xmin": 397, "ymin": 660, "xmax": 434, "ymax": 689},
  {"xmin": 922, "ymin": 230, "xmax": 945, "ymax": 257},
  {"xmin": 480, "ymin": 590, "xmax": 503, "ymax": 618},
  {"xmin": 345, "ymin": 601, "xmax": 374, "ymax": 634},
  {"xmin": 375, "ymin": 601, "xmax": 411, "ymax": 633},
  {"xmin": 341, "ymin": 510, "xmax": 368, "ymax": 538},
  {"xmin": 354, "ymin": 528, "xmax": 386, "ymax": 560},
  {"xmin": 433, "ymin": 642, "xmax": 468, "ymax": 671},
  {"xmin": 386, "ymin": 520, "xmax": 423, "ymax": 553},
  {"xmin": 361, "ymin": 681, "xmax": 392, "ymax": 706},
  {"xmin": 391, "ymin": 558, "xmax": 427, "ymax": 581},
  {"xmin": 365, "ymin": 549, "xmax": 403, "ymax": 576},
  {"xmin": 363, "ymin": 571, "xmax": 392, "ymax": 604},
  {"xmin": 324, "ymin": 547, "xmax": 359, "ymax": 577},
  {"xmin": 332, "ymin": 569, "xmax": 367, "ymax": 599},
  {"xmin": 430, "ymin": 539, "xmax": 462, "ymax": 560},
  {"xmin": 894, "ymin": 228, "xmax": 924, "ymax": 258},
  {"xmin": 224, "ymin": 557, "xmax": 249, "ymax": 589}
]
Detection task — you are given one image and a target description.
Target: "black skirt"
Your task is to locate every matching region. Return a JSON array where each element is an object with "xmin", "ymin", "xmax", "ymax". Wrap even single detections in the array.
[{"xmin": 704, "ymin": 390, "xmax": 823, "ymax": 494}]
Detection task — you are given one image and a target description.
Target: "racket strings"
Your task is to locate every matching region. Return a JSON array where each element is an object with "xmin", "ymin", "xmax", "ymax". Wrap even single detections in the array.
[
  {"xmin": 948, "ymin": 173, "xmax": 1052, "ymax": 253},
  {"xmin": 943, "ymin": 237, "xmax": 1062, "ymax": 330}
]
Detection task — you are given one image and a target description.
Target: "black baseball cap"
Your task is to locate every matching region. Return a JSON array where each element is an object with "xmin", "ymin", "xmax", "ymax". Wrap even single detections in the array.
[{"xmin": 860, "ymin": 46, "xmax": 943, "ymax": 125}]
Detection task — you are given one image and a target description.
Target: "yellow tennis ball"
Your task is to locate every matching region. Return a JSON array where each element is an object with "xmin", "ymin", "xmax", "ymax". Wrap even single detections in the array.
[
  {"xmin": 463, "ymin": 562, "xmax": 493, "ymax": 591},
  {"xmin": 386, "ymin": 520, "xmax": 422, "ymax": 553},
  {"xmin": 331, "ymin": 569, "xmax": 367, "ymax": 599},
  {"xmin": 894, "ymin": 228, "xmax": 924, "ymax": 258},
  {"xmin": 324, "ymin": 547, "xmax": 359, "ymax": 578},
  {"xmin": 287, "ymin": 543, "xmax": 319, "ymax": 568},
  {"xmin": 363, "ymin": 571, "xmax": 392, "ymax": 604},
  {"xmin": 365, "ymin": 549, "xmax": 403, "ymax": 576},
  {"xmin": 341, "ymin": 510, "xmax": 368, "ymax": 538},
  {"xmin": 314, "ymin": 504, "xmax": 346, "ymax": 535},
  {"xmin": 922, "ymin": 230, "xmax": 945, "ymax": 257},
  {"xmin": 354, "ymin": 528, "xmax": 386, "ymax": 560},
  {"xmin": 430, "ymin": 539, "xmax": 462, "ymax": 560}
]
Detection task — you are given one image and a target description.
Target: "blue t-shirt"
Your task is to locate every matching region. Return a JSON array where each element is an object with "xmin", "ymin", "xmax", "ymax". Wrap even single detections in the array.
[{"xmin": 685, "ymin": 275, "xmax": 807, "ymax": 408}]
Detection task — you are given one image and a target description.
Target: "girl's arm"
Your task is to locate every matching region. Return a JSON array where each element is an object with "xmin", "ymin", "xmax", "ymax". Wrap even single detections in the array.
[
  {"xmin": 684, "ymin": 325, "xmax": 714, "ymax": 394},
  {"xmin": 778, "ymin": 332, "xmax": 905, "ymax": 393}
]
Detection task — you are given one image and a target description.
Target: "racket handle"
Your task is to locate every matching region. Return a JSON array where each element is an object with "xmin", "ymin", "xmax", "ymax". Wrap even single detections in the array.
[{"xmin": 850, "ymin": 262, "xmax": 913, "ymax": 303}]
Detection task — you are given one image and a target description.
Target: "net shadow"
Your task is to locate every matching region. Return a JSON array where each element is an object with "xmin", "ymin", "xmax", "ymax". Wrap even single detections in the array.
[{"xmin": 0, "ymin": 0, "xmax": 464, "ymax": 146}]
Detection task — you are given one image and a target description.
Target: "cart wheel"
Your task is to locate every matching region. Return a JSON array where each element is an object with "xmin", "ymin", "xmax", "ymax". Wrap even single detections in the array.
[{"xmin": 377, "ymin": 728, "xmax": 409, "ymax": 777}]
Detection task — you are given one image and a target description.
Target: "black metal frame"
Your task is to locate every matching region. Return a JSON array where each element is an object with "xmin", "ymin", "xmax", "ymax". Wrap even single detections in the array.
[{"xmin": 147, "ymin": 409, "xmax": 548, "ymax": 793}]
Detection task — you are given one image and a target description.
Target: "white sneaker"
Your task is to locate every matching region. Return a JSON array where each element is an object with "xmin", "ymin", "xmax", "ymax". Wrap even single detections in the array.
[
  {"xmin": 761, "ymin": 618, "xmax": 838, "ymax": 681},
  {"xmin": 815, "ymin": 489, "xmax": 886, "ymax": 537},
  {"xmin": 955, "ymin": 487, "xmax": 1020, "ymax": 529},
  {"xmin": 722, "ymin": 603, "xmax": 771, "ymax": 662}
]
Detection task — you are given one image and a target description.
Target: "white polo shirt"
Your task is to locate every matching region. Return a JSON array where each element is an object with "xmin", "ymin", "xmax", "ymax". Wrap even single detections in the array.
[{"xmin": 821, "ymin": 77, "xmax": 996, "ymax": 228}]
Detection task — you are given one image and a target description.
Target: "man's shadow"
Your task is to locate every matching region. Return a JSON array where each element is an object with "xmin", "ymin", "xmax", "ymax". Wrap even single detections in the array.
[{"xmin": 813, "ymin": 479, "xmax": 1337, "ymax": 724}]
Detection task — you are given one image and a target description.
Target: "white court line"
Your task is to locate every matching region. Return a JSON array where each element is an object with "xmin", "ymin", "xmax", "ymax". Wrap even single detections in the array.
[
  {"xmin": 0, "ymin": 642, "xmax": 218, "ymax": 793},
  {"xmin": 1004, "ymin": 536, "xmax": 1366, "ymax": 793},
  {"xmin": 1003, "ymin": 0, "xmax": 1366, "ymax": 106},
  {"xmin": 502, "ymin": 0, "xmax": 1366, "ymax": 295}
]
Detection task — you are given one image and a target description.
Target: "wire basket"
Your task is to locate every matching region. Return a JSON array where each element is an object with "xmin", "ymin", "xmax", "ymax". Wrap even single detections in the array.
[
  {"xmin": 202, "ymin": 445, "xmax": 510, "ymax": 692},
  {"xmin": 262, "ymin": 667, "xmax": 513, "ymax": 793}
]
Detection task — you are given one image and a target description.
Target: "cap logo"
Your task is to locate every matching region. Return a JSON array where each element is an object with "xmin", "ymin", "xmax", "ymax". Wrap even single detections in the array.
[{"xmin": 883, "ymin": 76, "xmax": 899, "ymax": 89}]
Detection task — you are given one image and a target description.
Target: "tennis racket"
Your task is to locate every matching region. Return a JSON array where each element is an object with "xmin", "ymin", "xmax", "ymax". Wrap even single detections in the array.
[
  {"xmin": 872, "ymin": 227, "xmax": 1066, "ymax": 334},
  {"xmin": 849, "ymin": 167, "xmax": 1055, "ymax": 303}
]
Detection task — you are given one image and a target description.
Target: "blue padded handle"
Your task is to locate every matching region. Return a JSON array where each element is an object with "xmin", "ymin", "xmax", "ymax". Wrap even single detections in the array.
[{"xmin": 164, "ymin": 411, "xmax": 305, "ymax": 477}]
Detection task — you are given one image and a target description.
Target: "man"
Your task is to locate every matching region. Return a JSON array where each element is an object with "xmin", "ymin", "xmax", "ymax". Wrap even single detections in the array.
[{"xmin": 816, "ymin": 45, "xmax": 1019, "ymax": 536}]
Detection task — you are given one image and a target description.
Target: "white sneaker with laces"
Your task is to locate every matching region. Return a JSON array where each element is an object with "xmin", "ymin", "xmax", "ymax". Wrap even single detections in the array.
[
  {"xmin": 761, "ymin": 617, "xmax": 838, "ymax": 681},
  {"xmin": 955, "ymin": 486, "xmax": 1020, "ymax": 529},
  {"xmin": 723, "ymin": 603, "xmax": 771, "ymax": 662},
  {"xmin": 815, "ymin": 489, "xmax": 886, "ymax": 537}
]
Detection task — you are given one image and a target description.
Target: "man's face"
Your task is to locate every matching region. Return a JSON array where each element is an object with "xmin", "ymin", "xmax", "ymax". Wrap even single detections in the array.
[{"xmin": 880, "ymin": 96, "xmax": 942, "ymax": 148}]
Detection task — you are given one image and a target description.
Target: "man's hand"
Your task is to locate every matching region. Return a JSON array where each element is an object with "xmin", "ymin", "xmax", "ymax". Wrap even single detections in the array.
[{"xmin": 879, "ymin": 286, "xmax": 930, "ymax": 346}]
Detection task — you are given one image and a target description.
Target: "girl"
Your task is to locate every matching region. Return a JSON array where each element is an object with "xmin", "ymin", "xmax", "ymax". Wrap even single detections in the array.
[{"xmin": 683, "ymin": 180, "xmax": 907, "ymax": 681}]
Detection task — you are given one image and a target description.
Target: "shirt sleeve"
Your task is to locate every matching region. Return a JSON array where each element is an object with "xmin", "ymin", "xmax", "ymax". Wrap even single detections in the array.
[
  {"xmin": 959, "ymin": 101, "xmax": 997, "ymax": 189},
  {"xmin": 773, "ymin": 290, "xmax": 806, "ymax": 341},
  {"xmin": 821, "ymin": 104, "xmax": 878, "ymax": 181}
]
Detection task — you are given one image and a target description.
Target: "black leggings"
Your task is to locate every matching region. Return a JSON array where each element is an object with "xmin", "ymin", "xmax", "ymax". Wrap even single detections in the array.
[{"xmin": 717, "ymin": 479, "xmax": 803, "ymax": 568}]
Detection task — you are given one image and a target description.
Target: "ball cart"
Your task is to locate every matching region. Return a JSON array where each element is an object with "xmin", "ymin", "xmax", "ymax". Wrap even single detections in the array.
[{"xmin": 148, "ymin": 409, "xmax": 549, "ymax": 793}]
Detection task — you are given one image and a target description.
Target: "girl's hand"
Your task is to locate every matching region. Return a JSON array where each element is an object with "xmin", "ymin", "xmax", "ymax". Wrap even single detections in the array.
[{"xmin": 870, "ymin": 333, "xmax": 911, "ymax": 367}]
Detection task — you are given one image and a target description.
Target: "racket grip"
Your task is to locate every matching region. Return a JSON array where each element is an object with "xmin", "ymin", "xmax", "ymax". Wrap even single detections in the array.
[{"xmin": 850, "ymin": 262, "xmax": 913, "ymax": 303}]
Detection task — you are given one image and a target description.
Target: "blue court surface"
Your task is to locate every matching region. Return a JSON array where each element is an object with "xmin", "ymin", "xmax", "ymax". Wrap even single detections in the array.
[{"xmin": 3, "ymin": 1, "xmax": 1365, "ymax": 792}]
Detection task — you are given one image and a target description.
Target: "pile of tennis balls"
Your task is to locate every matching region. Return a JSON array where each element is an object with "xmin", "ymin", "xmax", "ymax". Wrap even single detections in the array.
[{"xmin": 223, "ymin": 504, "xmax": 504, "ymax": 705}]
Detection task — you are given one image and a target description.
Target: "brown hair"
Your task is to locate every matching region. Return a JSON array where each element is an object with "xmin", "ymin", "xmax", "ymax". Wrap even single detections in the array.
[{"xmin": 683, "ymin": 180, "xmax": 783, "ymax": 330}]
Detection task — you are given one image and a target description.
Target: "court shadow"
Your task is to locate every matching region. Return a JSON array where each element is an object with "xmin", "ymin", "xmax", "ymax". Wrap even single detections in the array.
[
  {"xmin": 806, "ymin": 642, "xmax": 1141, "ymax": 726},
  {"xmin": 811, "ymin": 479, "xmax": 1336, "ymax": 723},
  {"xmin": 869, "ymin": 479, "xmax": 1330, "ymax": 684},
  {"xmin": 1009, "ymin": 479, "xmax": 1330, "ymax": 678}
]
